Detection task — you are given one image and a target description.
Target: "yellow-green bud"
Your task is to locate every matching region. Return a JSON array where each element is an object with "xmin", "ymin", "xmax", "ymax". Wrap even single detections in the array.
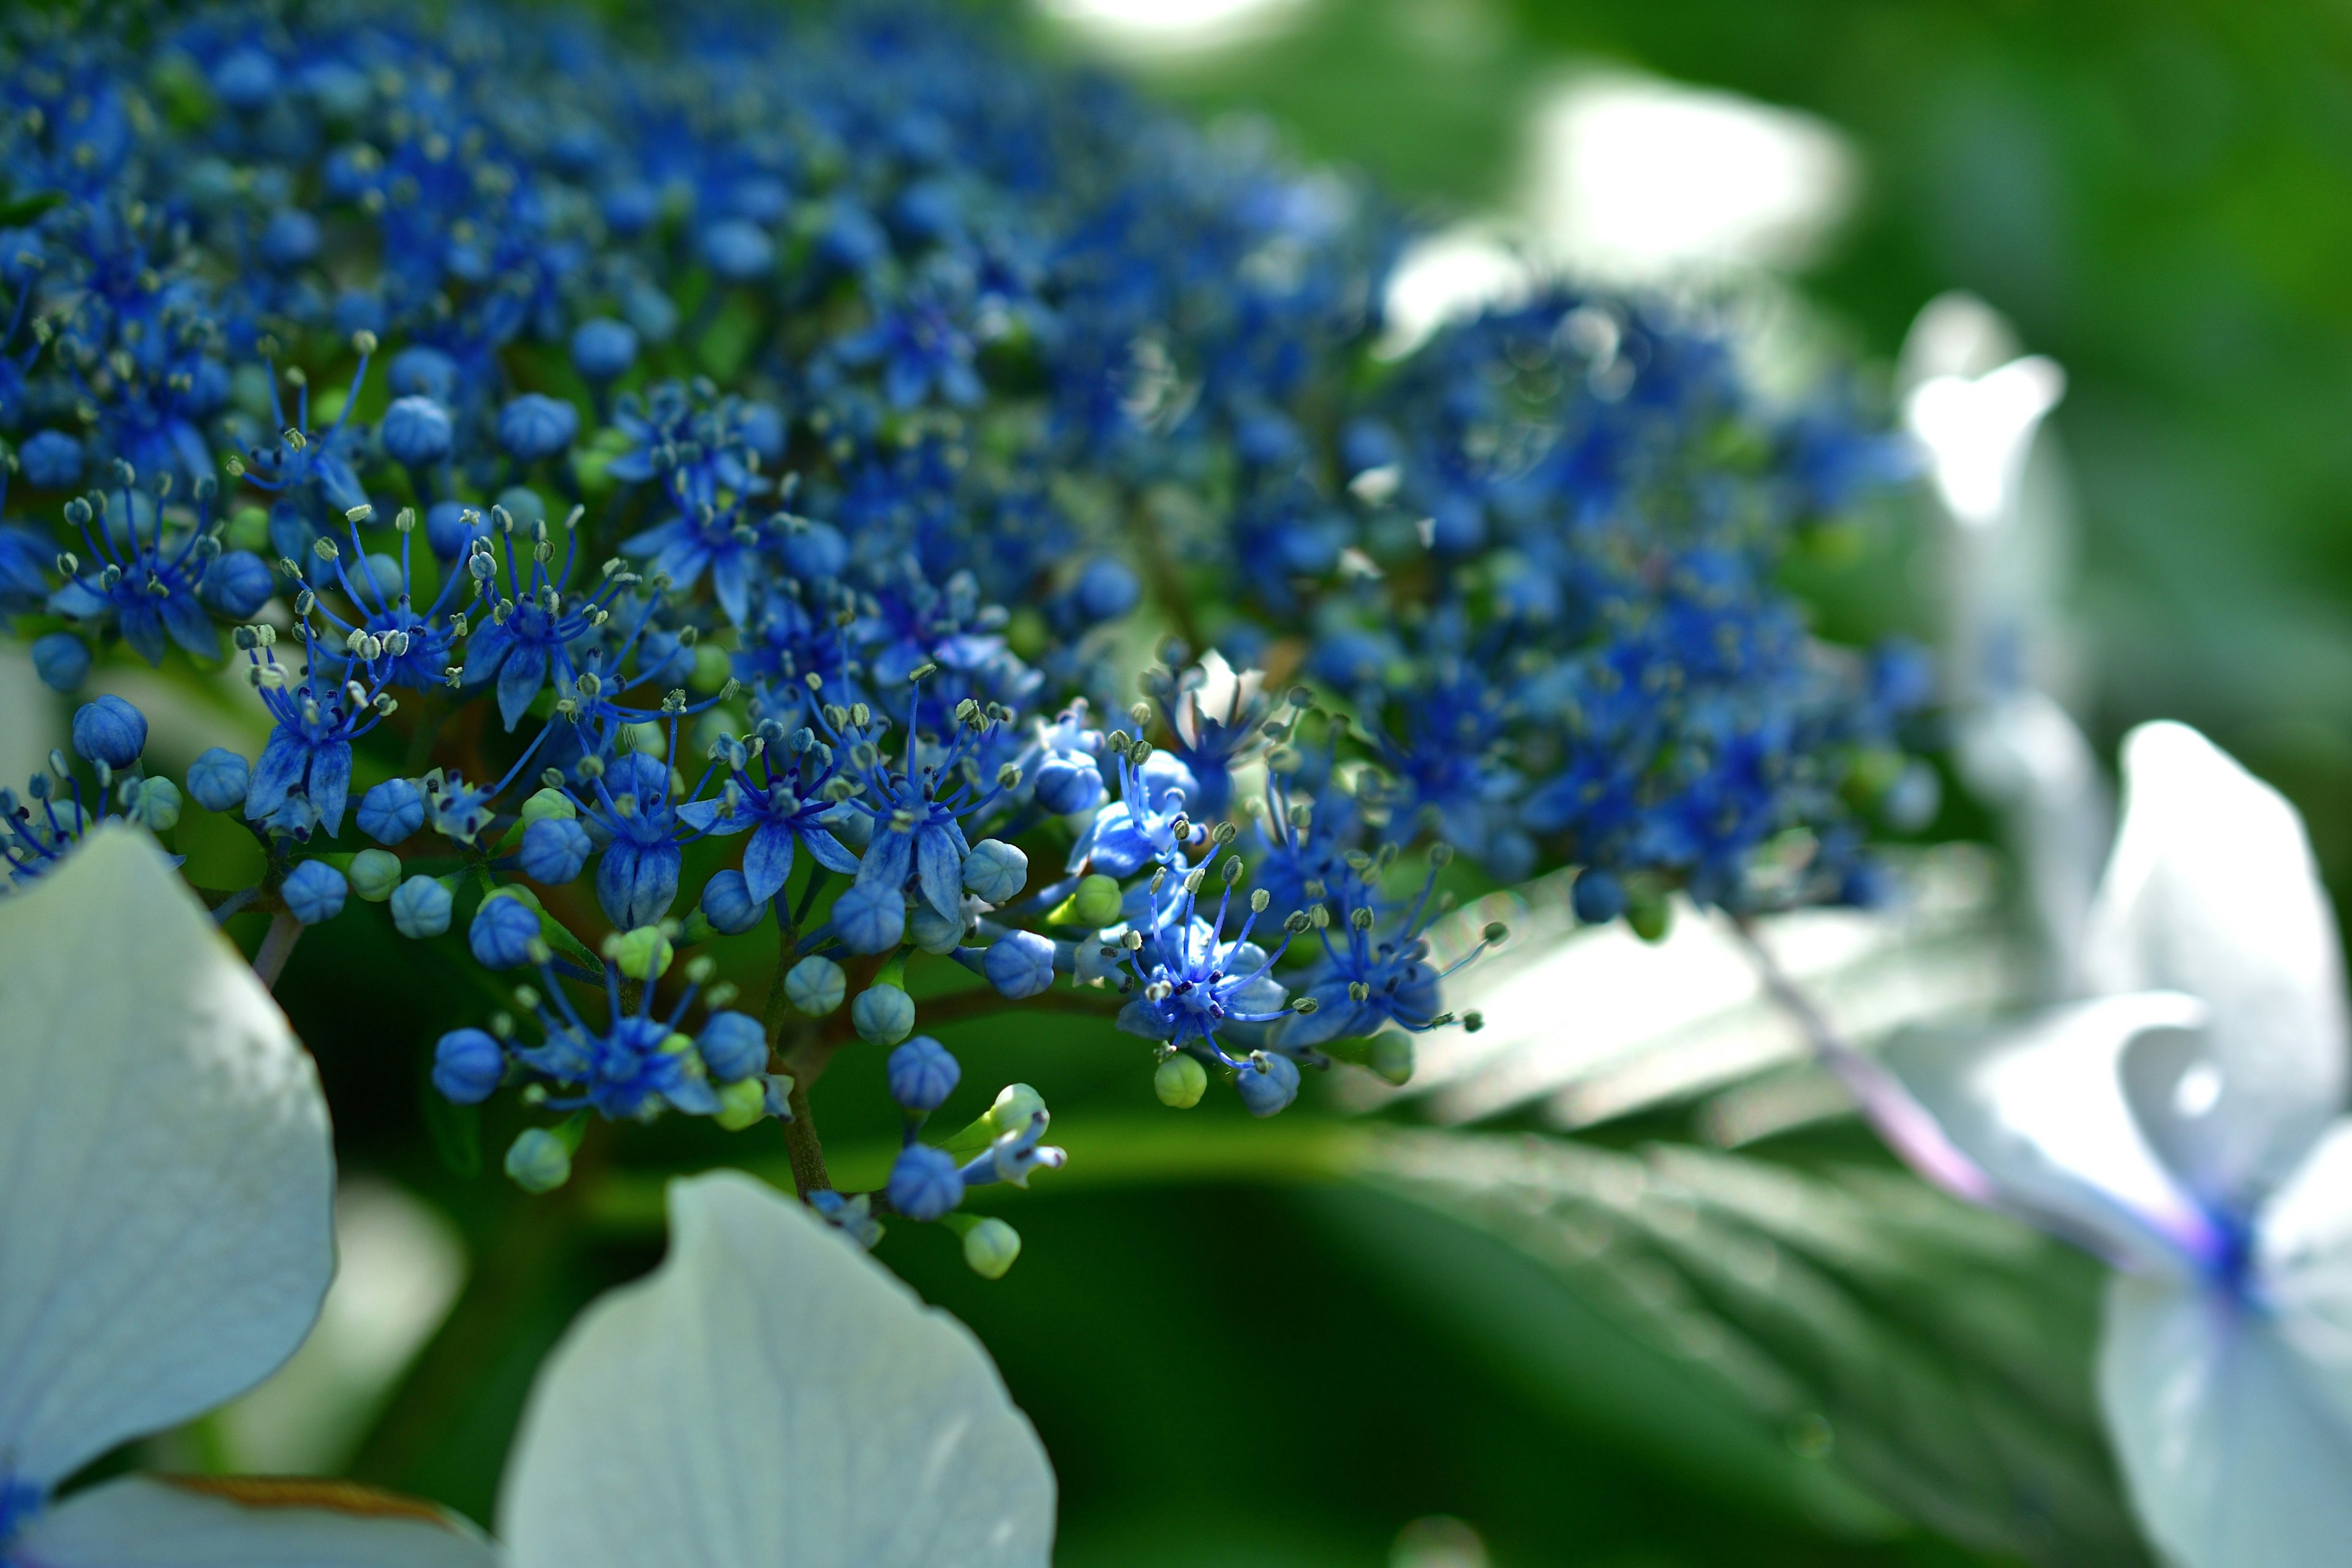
[
  {"xmin": 1370, "ymin": 1032, "xmax": 1415, "ymax": 1087},
  {"xmin": 1155, "ymin": 1053, "xmax": 1208, "ymax": 1109},
  {"xmin": 660, "ymin": 1030, "xmax": 693, "ymax": 1055},
  {"xmin": 350, "ymin": 848, "xmax": 403, "ymax": 902},
  {"xmin": 963, "ymin": 1218, "xmax": 1022, "ymax": 1280},
  {"xmin": 519, "ymin": 786, "xmax": 576, "ymax": 826},
  {"xmin": 1071, "ymin": 873, "xmax": 1123, "ymax": 928},
  {"xmin": 986, "ymin": 1082, "xmax": 1046, "ymax": 1136},
  {"xmin": 504, "ymin": 1128, "xmax": 571, "ymax": 1194},
  {"xmin": 606, "ymin": 925, "xmax": 673, "ymax": 981},
  {"xmin": 690, "ymin": 643, "xmax": 732, "ymax": 693},
  {"xmin": 714, "ymin": 1077, "xmax": 767, "ymax": 1131}
]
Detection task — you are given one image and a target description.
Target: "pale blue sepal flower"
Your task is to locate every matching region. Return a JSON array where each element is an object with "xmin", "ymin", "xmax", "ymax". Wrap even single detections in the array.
[
  {"xmin": 499, "ymin": 1170, "xmax": 1055, "ymax": 1568},
  {"xmin": 0, "ymin": 826, "xmax": 333, "ymax": 1491},
  {"xmin": 1886, "ymin": 723, "xmax": 2352, "ymax": 1568},
  {"xmin": 17, "ymin": 1476, "xmax": 496, "ymax": 1566}
]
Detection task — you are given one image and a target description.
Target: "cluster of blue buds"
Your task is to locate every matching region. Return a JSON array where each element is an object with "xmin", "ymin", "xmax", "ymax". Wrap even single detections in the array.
[{"xmin": 0, "ymin": 0, "xmax": 1928, "ymax": 1267}]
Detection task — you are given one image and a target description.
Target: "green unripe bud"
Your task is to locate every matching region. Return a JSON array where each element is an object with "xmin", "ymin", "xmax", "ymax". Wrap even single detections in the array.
[
  {"xmin": 606, "ymin": 925, "xmax": 673, "ymax": 981},
  {"xmin": 1628, "ymin": 894, "xmax": 1671, "ymax": 944},
  {"xmin": 691, "ymin": 643, "xmax": 732, "ymax": 694},
  {"xmin": 124, "ymin": 775, "xmax": 181, "ymax": 832},
  {"xmin": 1071, "ymin": 873, "xmax": 1123, "ymax": 929},
  {"xmin": 1155, "ymin": 1052, "xmax": 1208, "ymax": 1109},
  {"xmin": 349, "ymin": 848, "xmax": 403, "ymax": 902},
  {"xmin": 986, "ymin": 1081, "xmax": 1046, "ymax": 1135},
  {"xmin": 519, "ymin": 786, "xmax": 576, "ymax": 826},
  {"xmin": 785, "ymin": 954, "xmax": 846, "ymax": 1015},
  {"xmin": 962, "ymin": 1218, "xmax": 1022, "ymax": 1280},
  {"xmin": 714, "ymin": 1076, "xmax": 767, "ymax": 1131},
  {"xmin": 226, "ymin": 505, "xmax": 271, "ymax": 553},
  {"xmin": 1370, "ymin": 1032, "xmax": 1415, "ymax": 1087},
  {"xmin": 504, "ymin": 1128, "xmax": 571, "ymax": 1193},
  {"xmin": 851, "ymin": 982, "xmax": 915, "ymax": 1045}
]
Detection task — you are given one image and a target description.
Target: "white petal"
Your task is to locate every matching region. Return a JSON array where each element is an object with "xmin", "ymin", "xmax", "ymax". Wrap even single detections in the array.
[
  {"xmin": 1886, "ymin": 992, "xmax": 2231, "ymax": 1274},
  {"xmin": 2253, "ymin": 1119, "xmax": 2352, "ymax": 1431},
  {"xmin": 1953, "ymin": 690, "xmax": 2110, "ymax": 982},
  {"xmin": 14, "ymin": 1476, "xmax": 496, "ymax": 1568},
  {"xmin": 500, "ymin": 1170, "xmax": 1054, "ymax": 1568},
  {"xmin": 2100, "ymin": 1273, "xmax": 2352, "ymax": 1568},
  {"xmin": 2082, "ymin": 722, "xmax": 2348, "ymax": 1209},
  {"xmin": 0, "ymin": 827, "xmax": 334, "ymax": 1487}
]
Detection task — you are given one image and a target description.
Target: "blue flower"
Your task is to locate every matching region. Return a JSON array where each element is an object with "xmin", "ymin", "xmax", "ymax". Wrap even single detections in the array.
[{"xmin": 69, "ymin": 695, "xmax": 146, "ymax": 769}]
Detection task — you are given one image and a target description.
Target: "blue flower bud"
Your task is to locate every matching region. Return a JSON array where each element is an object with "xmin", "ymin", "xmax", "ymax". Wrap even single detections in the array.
[
  {"xmin": 198, "ymin": 550, "xmax": 274, "ymax": 617},
  {"xmin": 1074, "ymin": 556, "xmax": 1140, "ymax": 622},
  {"xmin": 470, "ymin": 892, "xmax": 541, "ymax": 968},
  {"xmin": 982, "ymin": 930, "xmax": 1055, "ymax": 1000},
  {"xmin": 260, "ymin": 209, "xmax": 320, "ymax": 267},
  {"xmin": 70, "ymin": 695, "xmax": 146, "ymax": 768},
  {"xmin": 186, "ymin": 747, "xmax": 251, "ymax": 812},
  {"xmin": 519, "ymin": 816, "xmax": 593, "ymax": 884},
  {"xmin": 851, "ymin": 982, "xmax": 916, "ymax": 1045},
  {"xmin": 20, "ymin": 429, "xmax": 83, "ymax": 488},
  {"xmin": 737, "ymin": 401, "xmax": 786, "ymax": 462},
  {"xmin": 497, "ymin": 393, "xmax": 580, "ymax": 462},
  {"xmin": 30, "ymin": 633, "xmax": 88, "ymax": 693},
  {"xmin": 505, "ymin": 1128, "xmax": 571, "ymax": 1193},
  {"xmin": 380, "ymin": 395, "xmax": 454, "ymax": 466},
  {"xmin": 391, "ymin": 876, "xmax": 454, "ymax": 938},
  {"xmin": 962, "ymin": 1217, "xmax": 1022, "ymax": 1279},
  {"xmin": 1155, "ymin": 1053, "xmax": 1208, "ymax": 1109},
  {"xmin": 697, "ymin": 1010, "xmax": 767, "ymax": 1082},
  {"xmin": 358, "ymin": 778, "xmax": 426, "ymax": 844},
  {"xmin": 282, "ymin": 859, "xmax": 348, "ymax": 925},
  {"xmin": 570, "ymin": 317, "xmax": 639, "ymax": 380},
  {"xmin": 433, "ymin": 1028, "xmax": 505, "ymax": 1104},
  {"xmin": 907, "ymin": 902, "xmax": 964, "ymax": 954},
  {"xmin": 1033, "ymin": 752, "xmax": 1105, "ymax": 815},
  {"xmin": 962, "ymin": 839, "xmax": 1028, "ymax": 904},
  {"xmin": 784, "ymin": 954, "xmax": 846, "ymax": 1014},
  {"xmin": 886, "ymin": 1144, "xmax": 963, "ymax": 1221},
  {"xmin": 595, "ymin": 840, "xmax": 682, "ymax": 929},
  {"xmin": 1571, "ymin": 868, "xmax": 1626, "ymax": 925},
  {"xmin": 349, "ymin": 848, "xmax": 403, "ymax": 901},
  {"xmin": 424, "ymin": 500, "xmax": 482, "ymax": 561},
  {"xmin": 781, "ymin": 521, "xmax": 849, "ymax": 580},
  {"xmin": 699, "ymin": 867, "xmax": 765, "ymax": 934},
  {"xmin": 1234, "ymin": 1052, "xmax": 1301, "ymax": 1117},
  {"xmin": 701, "ymin": 219, "xmax": 775, "ymax": 280},
  {"xmin": 388, "ymin": 345, "xmax": 458, "ymax": 402},
  {"xmin": 831, "ymin": 879, "xmax": 905, "ymax": 954},
  {"xmin": 888, "ymin": 1035, "xmax": 960, "ymax": 1112}
]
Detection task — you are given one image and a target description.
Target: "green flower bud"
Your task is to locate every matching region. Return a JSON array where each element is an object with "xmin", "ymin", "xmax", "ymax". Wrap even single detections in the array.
[
  {"xmin": 714, "ymin": 1076, "xmax": 767, "ymax": 1131},
  {"xmin": 1155, "ymin": 1052, "xmax": 1208, "ymax": 1109},
  {"xmin": 505, "ymin": 1128, "xmax": 571, "ymax": 1193},
  {"xmin": 962, "ymin": 1217, "xmax": 1022, "ymax": 1280},
  {"xmin": 986, "ymin": 1082, "xmax": 1046, "ymax": 1136},
  {"xmin": 785, "ymin": 954, "xmax": 846, "ymax": 1014},
  {"xmin": 124, "ymin": 775, "xmax": 181, "ymax": 831},
  {"xmin": 1370, "ymin": 1032, "xmax": 1415, "ymax": 1087},
  {"xmin": 607, "ymin": 925, "xmax": 673, "ymax": 981},
  {"xmin": 519, "ymin": 786, "xmax": 576, "ymax": 826},
  {"xmin": 349, "ymin": 848, "xmax": 403, "ymax": 902},
  {"xmin": 1071, "ymin": 872, "xmax": 1123, "ymax": 929},
  {"xmin": 908, "ymin": 902, "xmax": 966, "ymax": 956},
  {"xmin": 851, "ymin": 982, "xmax": 915, "ymax": 1045}
]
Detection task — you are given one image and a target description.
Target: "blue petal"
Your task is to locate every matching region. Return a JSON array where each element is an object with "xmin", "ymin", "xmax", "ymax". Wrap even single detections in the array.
[
  {"xmin": 459, "ymin": 619, "xmax": 515, "ymax": 687},
  {"xmin": 496, "ymin": 640, "xmax": 549, "ymax": 731},
  {"xmin": 159, "ymin": 590, "xmax": 219, "ymax": 660},
  {"xmin": 308, "ymin": 742, "xmax": 354, "ymax": 837},
  {"xmin": 244, "ymin": 733, "xmax": 310, "ymax": 821},
  {"xmin": 804, "ymin": 829, "xmax": 860, "ymax": 875},
  {"xmin": 915, "ymin": 828, "xmax": 962, "ymax": 922},
  {"xmin": 743, "ymin": 823, "xmax": 795, "ymax": 905},
  {"xmin": 858, "ymin": 827, "xmax": 911, "ymax": 892}
]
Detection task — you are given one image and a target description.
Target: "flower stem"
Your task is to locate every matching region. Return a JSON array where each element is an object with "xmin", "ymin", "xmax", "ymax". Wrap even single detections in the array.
[{"xmin": 253, "ymin": 910, "xmax": 303, "ymax": 988}]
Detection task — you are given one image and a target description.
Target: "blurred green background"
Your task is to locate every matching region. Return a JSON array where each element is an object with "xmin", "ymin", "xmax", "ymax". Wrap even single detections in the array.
[{"xmin": 75, "ymin": 1, "xmax": 2352, "ymax": 1564}]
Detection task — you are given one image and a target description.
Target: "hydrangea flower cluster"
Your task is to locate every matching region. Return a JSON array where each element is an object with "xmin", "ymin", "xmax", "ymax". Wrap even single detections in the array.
[{"xmin": 0, "ymin": 1, "xmax": 1923, "ymax": 1265}]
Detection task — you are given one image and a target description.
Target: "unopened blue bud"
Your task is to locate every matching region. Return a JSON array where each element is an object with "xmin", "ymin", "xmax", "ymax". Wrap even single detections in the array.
[
  {"xmin": 470, "ymin": 892, "xmax": 541, "ymax": 968},
  {"xmin": 432, "ymin": 1027, "xmax": 505, "ymax": 1104},
  {"xmin": 699, "ymin": 868, "xmax": 765, "ymax": 934},
  {"xmin": 198, "ymin": 551, "xmax": 274, "ymax": 618},
  {"xmin": 358, "ymin": 778, "xmax": 426, "ymax": 845},
  {"xmin": 20, "ymin": 429, "xmax": 83, "ymax": 488},
  {"xmin": 962, "ymin": 1217, "xmax": 1022, "ymax": 1279},
  {"xmin": 888, "ymin": 1035, "xmax": 960, "ymax": 1112},
  {"xmin": 831, "ymin": 879, "xmax": 905, "ymax": 954},
  {"xmin": 697, "ymin": 1011, "xmax": 767, "ymax": 1082},
  {"xmin": 701, "ymin": 219, "xmax": 775, "ymax": 280},
  {"xmin": 1572, "ymin": 868, "xmax": 1626, "ymax": 925},
  {"xmin": 785, "ymin": 954, "xmax": 846, "ymax": 1014},
  {"xmin": 424, "ymin": 500, "xmax": 481, "ymax": 561},
  {"xmin": 505, "ymin": 1128, "xmax": 571, "ymax": 1193},
  {"xmin": 1234, "ymin": 1052, "xmax": 1302, "ymax": 1117},
  {"xmin": 497, "ymin": 393, "xmax": 579, "ymax": 462},
  {"xmin": 852, "ymin": 982, "xmax": 915, "ymax": 1045},
  {"xmin": 570, "ymin": 317, "xmax": 639, "ymax": 380},
  {"xmin": 519, "ymin": 816, "xmax": 593, "ymax": 884},
  {"xmin": 886, "ymin": 1144, "xmax": 963, "ymax": 1221},
  {"xmin": 282, "ymin": 859, "xmax": 348, "ymax": 925},
  {"xmin": 391, "ymin": 876, "xmax": 454, "ymax": 938},
  {"xmin": 908, "ymin": 902, "xmax": 963, "ymax": 954},
  {"xmin": 1074, "ymin": 557, "xmax": 1140, "ymax": 622},
  {"xmin": 380, "ymin": 395, "xmax": 454, "ymax": 467},
  {"xmin": 124, "ymin": 776, "xmax": 180, "ymax": 832},
  {"xmin": 1033, "ymin": 753, "xmax": 1104, "ymax": 815},
  {"xmin": 31, "ymin": 633, "xmax": 89, "ymax": 693},
  {"xmin": 186, "ymin": 748, "xmax": 251, "ymax": 812},
  {"xmin": 781, "ymin": 521, "xmax": 849, "ymax": 580},
  {"xmin": 982, "ymin": 930, "xmax": 1055, "ymax": 1000},
  {"xmin": 349, "ymin": 848, "xmax": 403, "ymax": 901},
  {"xmin": 962, "ymin": 839, "xmax": 1028, "ymax": 904},
  {"xmin": 71, "ymin": 695, "xmax": 146, "ymax": 768}
]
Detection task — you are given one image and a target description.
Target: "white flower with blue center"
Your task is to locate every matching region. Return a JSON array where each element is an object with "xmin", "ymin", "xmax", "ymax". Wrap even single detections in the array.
[
  {"xmin": 1891, "ymin": 722, "xmax": 2352, "ymax": 1568},
  {"xmin": 0, "ymin": 828, "xmax": 1055, "ymax": 1567}
]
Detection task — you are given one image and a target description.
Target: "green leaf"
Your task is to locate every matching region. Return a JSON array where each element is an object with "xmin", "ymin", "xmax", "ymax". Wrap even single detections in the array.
[{"xmin": 421, "ymin": 1090, "xmax": 481, "ymax": 1179}]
